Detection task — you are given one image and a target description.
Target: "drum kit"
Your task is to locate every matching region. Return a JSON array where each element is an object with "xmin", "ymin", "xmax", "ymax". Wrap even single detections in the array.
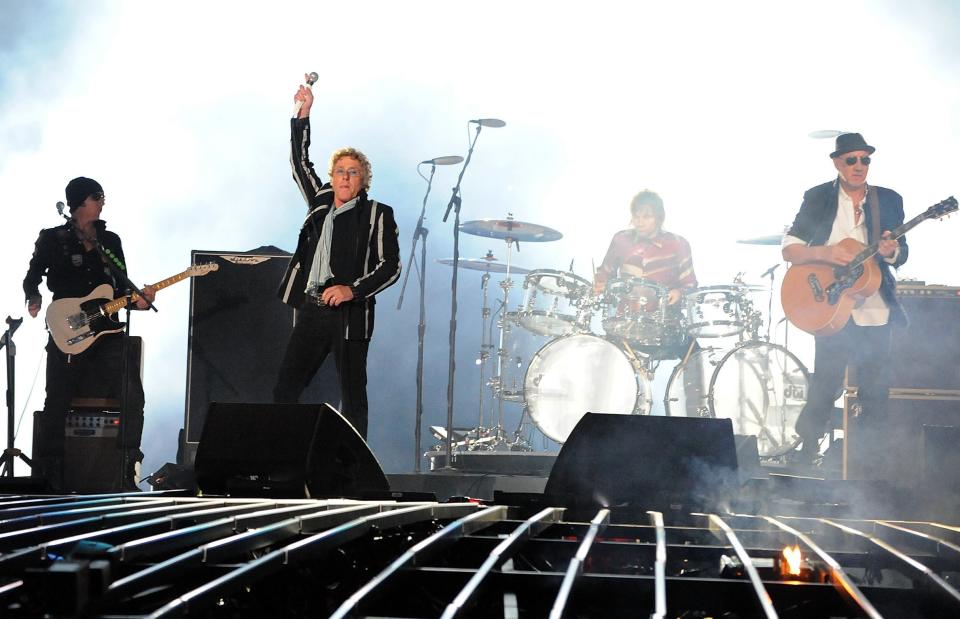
[{"xmin": 434, "ymin": 217, "xmax": 809, "ymax": 459}]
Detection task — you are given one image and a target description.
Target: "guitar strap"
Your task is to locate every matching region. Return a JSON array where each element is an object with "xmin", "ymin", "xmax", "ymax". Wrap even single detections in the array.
[{"xmin": 866, "ymin": 185, "xmax": 881, "ymax": 243}]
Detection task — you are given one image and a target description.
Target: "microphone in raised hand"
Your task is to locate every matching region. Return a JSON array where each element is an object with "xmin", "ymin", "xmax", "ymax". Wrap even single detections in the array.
[{"xmin": 292, "ymin": 71, "xmax": 320, "ymax": 117}]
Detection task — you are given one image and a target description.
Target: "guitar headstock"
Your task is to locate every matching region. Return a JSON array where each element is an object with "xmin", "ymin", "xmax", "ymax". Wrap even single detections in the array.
[
  {"xmin": 926, "ymin": 196, "xmax": 958, "ymax": 220},
  {"xmin": 189, "ymin": 262, "xmax": 220, "ymax": 277}
]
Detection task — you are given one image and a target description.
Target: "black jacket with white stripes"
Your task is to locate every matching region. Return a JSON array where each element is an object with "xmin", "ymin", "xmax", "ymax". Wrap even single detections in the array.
[{"xmin": 277, "ymin": 117, "xmax": 401, "ymax": 340}]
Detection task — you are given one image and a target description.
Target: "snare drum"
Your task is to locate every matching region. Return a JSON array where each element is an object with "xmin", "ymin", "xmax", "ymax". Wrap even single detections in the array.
[
  {"xmin": 518, "ymin": 269, "xmax": 592, "ymax": 337},
  {"xmin": 684, "ymin": 285, "xmax": 756, "ymax": 338},
  {"xmin": 524, "ymin": 334, "xmax": 651, "ymax": 443},
  {"xmin": 600, "ymin": 277, "xmax": 686, "ymax": 347}
]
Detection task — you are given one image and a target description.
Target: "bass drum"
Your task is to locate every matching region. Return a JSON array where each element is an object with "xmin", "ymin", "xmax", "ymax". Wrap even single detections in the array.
[
  {"xmin": 524, "ymin": 334, "xmax": 651, "ymax": 443},
  {"xmin": 664, "ymin": 341, "xmax": 808, "ymax": 457}
]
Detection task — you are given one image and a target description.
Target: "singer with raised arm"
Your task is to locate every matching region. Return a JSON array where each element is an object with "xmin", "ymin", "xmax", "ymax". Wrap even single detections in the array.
[
  {"xmin": 273, "ymin": 74, "xmax": 401, "ymax": 440},
  {"xmin": 22, "ymin": 177, "xmax": 156, "ymax": 492},
  {"xmin": 781, "ymin": 132, "xmax": 907, "ymax": 474}
]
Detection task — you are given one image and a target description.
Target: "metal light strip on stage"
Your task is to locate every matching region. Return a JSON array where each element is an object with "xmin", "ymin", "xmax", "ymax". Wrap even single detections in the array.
[
  {"xmin": 0, "ymin": 499, "xmax": 260, "ymax": 557},
  {"xmin": 700, "ymin": 513, "xmax": 779, "ymax": 619},
  {"xmin": 872, "ymin": 519, "xmax": 960, "ymax": 559},
  {"xmin": 752, "ymin": 514, "xmax": 882, "ymax": 618},
  {"xmin": 146, "ymin": 502, "xmax": 482, "ymax": 618},
  {"xmin": 548, "ymin": 508, "xmax": 611, "ymax": 619},
  {"xmin": 331, "ymin": 504, "xmax": 508, "ymax": 618},
  {"xmin": 817, "ymin": 517, "xmax": 960, "ymax": 606},
  {"xmin": 647, "ymin": 510, "xmax": 668, "ymax": 619},
  {"xmin": 115, "ymin": 499, "xmax": 358, "ymax": 561},
  {"xmin": 441, "ymin": 507, "xmax": 565, "ymax": 619},
  {"xmin": 0, "ymin": 496, "xmax": 172, "ymax": 530},
  {"xmin": 108, "ymin": 502, "xmax": 387, "ymax": 599}
]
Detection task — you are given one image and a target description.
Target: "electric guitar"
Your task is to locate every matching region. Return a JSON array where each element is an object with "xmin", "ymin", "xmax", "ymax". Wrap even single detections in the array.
[
  {"xmin": 46, "ymin": 262, "xmax": 219, "ymax": 354},
  {"xmin": 781, "ymin": 196, "xmax": 957, "ymax": 336}
]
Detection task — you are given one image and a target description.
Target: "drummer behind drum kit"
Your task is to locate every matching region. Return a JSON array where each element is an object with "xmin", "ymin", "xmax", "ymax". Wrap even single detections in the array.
[{"xmin": 436, "ymin": 218, "xmax": 809, "ymax": 460}]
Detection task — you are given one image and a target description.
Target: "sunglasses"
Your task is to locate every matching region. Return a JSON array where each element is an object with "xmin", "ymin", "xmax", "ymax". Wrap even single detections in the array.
[
  {"xmin": 843, "ymin": 156, "xmax": 871, "ymax": 166},
  {"xmin": 89, "ymin": 191, "xmax": 105, "ymax": 201}
]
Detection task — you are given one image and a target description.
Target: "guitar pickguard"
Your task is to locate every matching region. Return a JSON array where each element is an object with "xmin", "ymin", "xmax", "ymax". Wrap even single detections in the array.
[{"xmin": 826, "ymin": 263, "xmax": 864, "ymax": 305}]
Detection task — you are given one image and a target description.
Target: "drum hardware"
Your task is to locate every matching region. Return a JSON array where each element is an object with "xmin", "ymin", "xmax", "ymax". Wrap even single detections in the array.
[{"xmin": 455, "ymin": 216, "xmax": 563, "ymax": 452}]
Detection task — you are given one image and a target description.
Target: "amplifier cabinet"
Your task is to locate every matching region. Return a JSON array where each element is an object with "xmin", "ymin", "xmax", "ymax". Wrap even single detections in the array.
[
  {"xmin": 844, "ymin": 388, "xmax": 960, "ymax": 483},
  {"xmin": 184, "ymin": 249, "xmax": 339, "ymax": 454},
  {"xmin": 892, "ymin": 286, "xmax": 960, "ymax": 390}
]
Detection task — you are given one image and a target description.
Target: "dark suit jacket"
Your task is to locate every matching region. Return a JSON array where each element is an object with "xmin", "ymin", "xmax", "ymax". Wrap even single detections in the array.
[{"xmin": 785, "ymin": 178, "xmax": 908, "ymax": 325}]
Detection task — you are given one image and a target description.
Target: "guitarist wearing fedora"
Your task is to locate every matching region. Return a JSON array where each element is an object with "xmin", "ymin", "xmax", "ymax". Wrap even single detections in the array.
[
  {"xmin": 23, "ymin": 177, "xmax": 156, "ymax": 491},
  {"xmin": 781, "ymin": 133, "xmax": 908, "ymax": 471}
]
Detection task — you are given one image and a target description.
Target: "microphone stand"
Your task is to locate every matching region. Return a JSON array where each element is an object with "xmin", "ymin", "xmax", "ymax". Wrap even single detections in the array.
[
  {"xmin": 0, "ymin": 316, "xmax": 32, "ymax": 477},
  {"xmin": 396, "ymin": 163, "xmax": 437, "ymax": 472},
  {"xmin": 441, "ymin": 123, "xmax": 483, "ymax": 464}
]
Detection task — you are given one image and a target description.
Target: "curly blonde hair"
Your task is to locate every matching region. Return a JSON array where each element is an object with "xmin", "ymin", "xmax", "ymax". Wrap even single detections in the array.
[{"xmin": 328, "ymin": 147, "xmax": 373, "ymax": 192}]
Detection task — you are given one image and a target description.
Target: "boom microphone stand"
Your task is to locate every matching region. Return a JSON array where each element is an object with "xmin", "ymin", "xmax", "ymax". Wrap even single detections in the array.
[
  {"xmin": 396, "ymin": 155, "xmax": 462, "ymax": 472},
  {"xmin": 441, "ymin": 119, "xmax": 503, "ymax": 463},
  {"xmin": 0, "ymin": 316, "xmax": 32, "ymax": 477}
]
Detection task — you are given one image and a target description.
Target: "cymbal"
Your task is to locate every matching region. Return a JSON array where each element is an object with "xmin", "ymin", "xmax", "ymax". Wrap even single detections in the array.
[
  {"xmin": 737, "ymin": 234, "xmax": 782, "ymax": 246},
  {"xmin": 460, "ymin": 219, "xmax": 562, "ymax": 242},
  {"xmin": 436, "ymin": 258, "xmax": 531, "ymax": 274}
]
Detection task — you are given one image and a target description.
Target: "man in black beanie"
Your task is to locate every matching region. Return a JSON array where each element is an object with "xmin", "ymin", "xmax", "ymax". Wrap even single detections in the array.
[{"xmin": 23, "ymin": 177, "xmax": 156, "ymax": 492}]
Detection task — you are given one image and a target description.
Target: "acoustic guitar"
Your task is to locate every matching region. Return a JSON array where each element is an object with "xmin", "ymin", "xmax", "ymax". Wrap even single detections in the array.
[{"xmin": 781, "ymin": 196, "xmax": 957, "ymax": 336}]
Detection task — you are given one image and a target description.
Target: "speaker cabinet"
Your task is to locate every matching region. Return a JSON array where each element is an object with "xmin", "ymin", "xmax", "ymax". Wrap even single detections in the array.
[
  {"xmin": 845, "ymin": 389, "xmax": 960, "ymax": 482},
  {"xmin": 194, "ymin": 402, "xmax": 389, "ymax": 498},
  {"xmin": 544, "ymin": 414, "xmax": 739, "ymax": 508},
  {"xmin": 184, "ymin": 249, "xmax": 338, "ymax": 452},
  {"xmin": 891, "ymin": 290, "xmax": 960, "ymax": 390}
]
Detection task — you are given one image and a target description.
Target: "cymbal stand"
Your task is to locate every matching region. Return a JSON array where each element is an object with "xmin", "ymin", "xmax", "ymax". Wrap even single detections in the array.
[
  {"xmin": 488, "ymin": 232, "xmax": 519, "ymax": 448},
  {"xmin": 475, "ymin": 270, "xmax": 493, "ymax": 438}
]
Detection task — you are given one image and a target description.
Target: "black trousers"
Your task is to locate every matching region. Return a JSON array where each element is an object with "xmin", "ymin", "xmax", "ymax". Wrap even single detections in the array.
[
  {"xmin": 795, "ymin": 322, "xmax": 892, "ymax": 454},
  {"xmin": 273, "ymin": 304, "xmax": 371, "ymax": 439},
  {"xmin": 37, "ymin": 334, "xmax": 145, "ymax": 458}
]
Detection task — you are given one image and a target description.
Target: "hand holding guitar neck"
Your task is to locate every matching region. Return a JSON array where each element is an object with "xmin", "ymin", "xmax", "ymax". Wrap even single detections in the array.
[{"xmin": 292, "ymin": 71, "xmax": 319, "ymax": 118}]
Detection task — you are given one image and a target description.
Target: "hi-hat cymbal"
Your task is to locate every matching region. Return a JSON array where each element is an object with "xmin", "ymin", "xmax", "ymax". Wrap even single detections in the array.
[
  {"xmin": 436, "ymin": 257, "xmax": 531, "ymax": 274},
  {"xmin": 737, "ymin": 234, "xmax": 783, "ymax": 246},
  {"xmin": 460, "ymin": 219, "xmax": 563, "ymax": 242}
]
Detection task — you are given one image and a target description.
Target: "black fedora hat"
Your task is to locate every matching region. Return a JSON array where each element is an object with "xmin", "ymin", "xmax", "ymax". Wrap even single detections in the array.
[{"xmin": 830, "ymin": 132, "xmax": 875, "ymax": 158}]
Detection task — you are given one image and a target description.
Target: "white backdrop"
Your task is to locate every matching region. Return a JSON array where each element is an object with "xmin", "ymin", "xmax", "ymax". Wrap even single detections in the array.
[{"xmin": 2, "ymin": 0, "xmax": 958, "ymax": 478}]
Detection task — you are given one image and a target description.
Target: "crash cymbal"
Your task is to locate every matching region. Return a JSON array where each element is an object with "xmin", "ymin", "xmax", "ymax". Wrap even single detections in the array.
[
  {"xmin": 737, "ymin": 234, "xmax": 782, "ymax": 246},
  {"xmin": 460, "ymin": 219, "xmax": 563, "ymax": 242},
  {"xmin": 436, "ymin": 257, "xmax": 531, "ymax": 274}
]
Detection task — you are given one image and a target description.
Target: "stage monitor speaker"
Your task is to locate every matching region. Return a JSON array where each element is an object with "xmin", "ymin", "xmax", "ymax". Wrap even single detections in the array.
[
  {"xmin": 194, "ymin": 402, "xmax": 388, "ymax": 498},
  {"xmin": 184, "ymin": 249, "xmax": 338, "ymax": 451},
  {"xmin": 544, "ymin": 414, "xmax": 739, "ymax": 509}
]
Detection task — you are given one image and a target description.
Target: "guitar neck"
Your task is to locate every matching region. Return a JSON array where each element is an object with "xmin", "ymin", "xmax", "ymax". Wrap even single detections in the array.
[
  {"xmin": 101, "ymin": 269, "xmax": 195, "ymax": 314},
  {"xmin": 850, "ymin": 211, "xmax": 927, "ymax": 268}
]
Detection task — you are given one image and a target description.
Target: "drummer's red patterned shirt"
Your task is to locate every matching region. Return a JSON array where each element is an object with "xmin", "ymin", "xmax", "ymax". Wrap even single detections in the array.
[{"xmin": 596, "ymin": 229, "xmax": 698, "ymax": 291}]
